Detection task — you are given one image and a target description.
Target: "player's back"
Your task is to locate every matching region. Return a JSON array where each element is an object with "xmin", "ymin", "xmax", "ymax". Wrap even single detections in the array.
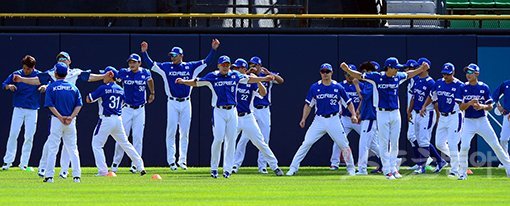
[
  {"xmin": 97, "ymin": 83, "xmax": 124, "ymax": 116},
  {"xmin": 45, "ymin": 80, "xmax": 82, "ymax": 116}
]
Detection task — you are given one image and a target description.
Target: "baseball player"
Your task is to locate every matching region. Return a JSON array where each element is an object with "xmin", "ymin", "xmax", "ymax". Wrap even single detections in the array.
[
  {"xmin": 407, "ymin": 58, "xmax": 447, "ymax": 174},
  {"xmin": 111, "ymin": 53, "xmax": 155, "ymax": 173},
  {"xmin": 231, "ymin": 58, "xmax": 284, "ymax": 176},
  {"xmin": 1, "ymin": 55, "xmax": 44, "ymax": 170},
  {"xmin": 14, "ymin": 51, "xmax": 106, "ymax": 178},
  {"xmin": 247, "ymin": 56, "xmax": 284, "ymax": 174},
  {"xmin": 140, "ymin": 39, "xmax": 220, "ymax": 171},
  {"xmin": 493, "ymin": 78, "xmax": 510, "ymax": 160},
  {"xmin": 330, "ymin": 64, "xmax": 361, "ymax": 170},
  {"xmin": 420, "ymin": 62, "xmax": 464, "ymax": 177},
  {"xmin": 86, "ymin": 66, "xmax": 146, "ymax": 176},
  {"xmin": 175, "ymin": 55, "xmax": 274, "ymax": 178},
  {"xmin": 341, "ymin": 57, "xmax": 429, "ymax": 180},
  {"xmin": 42, "ymin": 62, "xmax": 82, "ymax": 183},
  {"xmin": 458, "ymin": 63, "xmax": 510, "ymax": 180},
  {"xmin": 286, "ymin": 63, "xmax": 357, "ymax": 176}
]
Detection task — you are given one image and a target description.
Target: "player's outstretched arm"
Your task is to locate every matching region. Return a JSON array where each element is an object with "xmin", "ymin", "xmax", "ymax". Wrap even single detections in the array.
[
  {"xmin": 340, "ymin": 62, "xmax": 362, "ymax": 79},
  {"xmin": 87, "ymin": 73, "xmax": 107, "ymax": 82},
  {"xmin": 247, "ymin": 75, "xmax": 274, "ymax": 84},
  {"xmin": 260, "ymin": 67, "xmax": 284, "ymax": 84},
  {"xmin": 13, "ymin": 75, "xmax": 41, "ymax": 85},
  {"xmin": 406, "ymin": 62, "xmax": 430, "ymax": 79},
  {"xmin": 175, "ymin": 78, "xmax": 198, "ymax": 87},
  {"xmin": 257, "ymin": 82, "xmax": 267, "ymax": 97},
  {"xmin": 299, "ymin": 104, "xmax": 312, "ymax": 128}
]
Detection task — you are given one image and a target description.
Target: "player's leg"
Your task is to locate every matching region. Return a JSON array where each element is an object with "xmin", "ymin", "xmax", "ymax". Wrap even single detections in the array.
[
  {"xmin": 447, "ymin": 113, "xmax": 462, "ymax": 176},
  {"xmin": 388, "ymin": 110, "xmax": 402, "ymax": 174},
  {"xmin": 177, "ymin": 101, "xmax": 192, "ymax": 168},
  {"xmin": 288, "ymin": 118, "xmax": 325, "ymax": 174},
  {"xmin": 20, "ymin": 109, "xmax": 37, "ymax": 168},
  {"xmin": 44, "ymin": 117, "xmax": 64, "ymax": 179},
  {"xmin": 255, "ymin": 107, "xmax": 271, "ymax": 171},
  {"xmin": 435, "ymin": 116, "xmax": 450, "ymax": 161},
  {"xmin": 3, "ymin": 107, "xmax": 24, "ymax": 169},
  {"xmin": 416, "ymin": 111, "xmax": 433, "ymax": 170},
  {"xmin": 62, "ymin": 119, "xmax": 81, "ymax": 179},
  {"xmin": 358, "ymin": 120, "xmax": 376, "ymax": 174},
  {"xmin": 500, "ymin": 114, "xmax": 510, "ymax": 156},
  {"xmin": 222, "ymin": 110, "xmax": 238, "ymax": 175},
  {"xmin": 59, "ymin": 143, "xmax": 71, "ymax": 178},
  {"xmin": 327, "ymin": 117, "xmax": 355, "ymax": 175},
  {"xmin": 330, "ymin": 116, "xmax": 352, "ymax": 169},
  {"xmin": 165, "ymin": 101, "xmax": 179, "ymax": 167},
  {"xmin": 376, "ymin": 111, "xmax": 392, "ymax": 176},
  {"xmin": 131, "ymin": 108, "xmax": 146, "ymax": 168},
  {"xmin": 233, "ymin": 119, "xmax": 249, "ymax": 170},
  {"xmin": 111, "ymin": 116, "xmax": 145, "ymax": 173},
  {"xmin": 477, "ymin": 117, "xmax": 510, "ymax": 171},
  {"xmin": 112, "ymin": 107, "xmax": 134, "ymax": 168},
  {"xmin": 459, "ymin": 118, "xmax": 477, "ymax": 178},
  {"xmin": 244, "ymin": 114, "xmax": 279, "ymax": 171},
  {"xmin": 211, "ymin": 108, "xmax": 226, "ymax": 174},
  {"xmin": 91, "ymin": 118, "xmax": 111, "ymax": 176}
]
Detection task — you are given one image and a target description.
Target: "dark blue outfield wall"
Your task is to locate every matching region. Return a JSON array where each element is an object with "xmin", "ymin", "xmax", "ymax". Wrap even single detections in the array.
[{"xmin": 0, "ymin": 33, "xmax": 508, "ymax": 167}]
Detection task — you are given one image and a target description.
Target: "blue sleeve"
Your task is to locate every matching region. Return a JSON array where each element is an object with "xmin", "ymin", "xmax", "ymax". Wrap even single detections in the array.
[
  {"xmin": 362, "ymin": 72, "xmax": 379, "ymax": 81},
  {"xmin": 37, "ymin": 72, "xmax": 52, "ymax": 84},
  {"xmin": 426, "ymin": 80, "xmax": 435, "ymax": 94},
  {"xmin": 146, "ymin": 69, "xmax": 152, "ymax": 78},
  {"xmin": 44, "ymin": 87, "xmax": 55, "ymax": 107},
  {"xmin": 142, "ymin": 52, "xmax": 155, "ymax": 68},
  {"xmin": 117, "ymin": 69, "xmax": 127, "ymax": 80},
  {"xmin": 198, "ymin": 72, "xmax": 215, "ymax": 82},
  {"xmin": 454, "ymin": 83, "xmax": 464, "ymax": 102},
  {"xmin": 79, "ymin": 70, "xmax": 91, "ymax": 82},
  {"xmin": 203, "ymin": 48, "xmax": 217, "ymax": 66},
  {"xmin": 89, "ymin": 85, "xmax": 105, "ymax": 101},
  {"xmin": 305, "ymin": 85, "xmax": 315, "ymax": 105},
  {"xmin": 493, "ymin": 82, "xmax": 505, "ymax": 103},
  {"xmin": 2, "ymin": 73, "xmax": 14, "ymax": 89},
  {"xmin": 339, "ymin": 86, "xmax": 352, "ymax": 105},
  {"xmin": 397, "ymin": 72, "xmax": 408, "ymax": 81},
  {"xmin": 75, "ymin": 89, "xmax": 83, "ymax": 107}
]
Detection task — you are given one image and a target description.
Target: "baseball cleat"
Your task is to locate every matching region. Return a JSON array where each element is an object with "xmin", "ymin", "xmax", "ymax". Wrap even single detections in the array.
[
  {"xmin": 210, "ymin": 170, "xmax": 218, "ymax": 178},
  {"xmin": 232, "ymin": 166, "xmax": 238, "ymax": 174},
  {"xmin": 347, "ymin": 169, "xmax": 356, "ymax": 176},
  {"xmin": 73, "ymin": 177, "xmax": 81, "ymax": 183},
  {"xmin": 447, "ymin": 172, "xmax": 458, "ymax": 178},
  {"xmin": 43, "ymin": 177, "xmax": 54, "ymax": 183},
  {"xmin": 258, "ymin": 168, "xmax": 268, "ymax": 174},
  {"xmin": 38, "ymin": 169, "xmax": 45, "ymax": 178},
  {"xmin": 178, "ymin": 163, "xmax": 187, "ymax": 170},
  {"xmin": 223, "ymin": 171, "xmax": 231, "ymax": 178},
  {"xmin": 329, "ymin": 165, "xmax": 339, "ymax": 171},
  {"xmin": 169, "ymin": 163, "xmax": 178, "ymax": 171},
  {"xmin": 413, "ymin": 165, "xmax": 425, "ymax": 174},
  {"xmin": 140, "ymin": 170, "xmax": 147, "ymax": 176},
  {"xmin": 434, "ymin": 160, "xmax": 448, "ymax": 173},
  {"xmin": 396, "ymin": 158, "xmax": 403, "ymax": 171},
  {"xmin": 59, "ymin": 171, "xmax": 68, "ymax": 179},
  {"xmin": 409, "ymin": 164, "xmax": 419, "ymax": 170},
  {"xmin": 111, "ymin": 163, "xmax": 119, "ymax": 173},
  {"xmin": 458, "ymin": 174, "xmax": 467, "ymax": 180},
  {"xmin": 498, "ymin": 164, "xmax": 505, "ymax": 168},
  {"xmin": 286, "ymin": 170, "xmax": 296, "ymax": 176},
  {"xmin": 393, "ymin": 171, "xmax": 402, "ymax": 179},
  {"xmin": 425, "ymin": 157, "xmax": 433, "ymax": 166},
  {"xmin": 370, "ymin": 167, "xmax": 383, "ymax": 174},
  {"xmin": 19, "ymin": 165, "xmax": 27, "ymax": 171},
  {"xmin": 130, "ymin": 165, "xmax": 138, "ymax": 173},
  {"xmin": 95, "ymin": 173, "xmax": 108, "ymax": 176},
  {"xmin": 274, "ymin": 168, "xmax": 284, "ymax": 176},
  {"xmin": 385, "ymin": 173, "xmax": 396, "ymax": 180},
  {"xmin": 2, "ymin": 163, "xmax": 12, "ymax": 170},
  {"xmin": 355, "ymin": 169, "xmax": 368, "ymax": 175}
]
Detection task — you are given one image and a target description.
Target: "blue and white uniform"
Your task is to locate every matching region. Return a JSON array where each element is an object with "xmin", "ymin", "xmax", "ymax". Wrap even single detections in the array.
[
  {"xmin": 410, "ymin": 76, "xmax": 436, "ymax": 148},
  {"xmin": 44, "ymin": 78, "xmax": 82, "ymax": 179},
  {"xmin": 459, "ymin": 80, "xmax": 510, "ymax": 177},
  {"xmin": 430, "ymin": 77, "xmax": 464, "ymax": 175},
  {"xmin": 233, "ymin": 82, "xmax": 280, "ymax": 172},
  {"xmin": 142, "ymin": 48, "xmax": 216, "ymax": 167},
  {"xmin": 356, "ymin": 81, "xmax": 381, "ymax": 173},
  {"xmin": 2, "ymin": 69, "xmax": 41, "ymax": 168},
  {"xmin": 89, "ymin": 81, "xmax": 145, "ymax": 176},
  {"xmin": 330, "ymin": 80, "xmax": 361, "ymax": 167},
  {"xmin": 195, "ymin": 69, "xmax": 249, "ymax": 173},
  {"xmin": 288, "ymin": 80, "xmax": 355, "ymax": 174},
  {"xmin": 112, "ymin": 66, "xmax": 152, "ymax": 170},
  {"xmin": 362, "ymin": 70, "xmax": 408, "ymax": 175},
  {"xmin": 493, "ymin": 80, "xmax": 510, "ymax": 156}
]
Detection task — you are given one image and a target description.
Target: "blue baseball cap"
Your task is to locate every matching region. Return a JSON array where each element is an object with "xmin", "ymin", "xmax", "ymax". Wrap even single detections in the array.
[
  {"xmin": 370, "ymin": 61, "xmax": 380, "ymax": 71},
  {"xmin": 233, "ymin": 58, "xmax": 248, "ymax": 68},
  {"xmin": 127, "ymin": 53, "xmax": 141, "ymax": 62},
  {"xmin": 168, "ymin": 47, "xmax": 183, "ymax": 56},
  {"xmin": 54, "ymin": 62, "xmax": 68, "ymax": 76},
  {"xmin": 56, "ymin": 51, "xmax": 71, "ymax": 61},
  {"xmin": 218, "ymin": 55, "xmax": 231, "ymax": 64},
  {"xmin": 384, "ymin": 57, "xmax": 404, "ymax": 70},
  {"xmin": 320, "ymin": 63, "xmax": 333, "ymax": 71},
  {"xmin": 249, "ymin": 56, "xmax": 262, "ymax": 65},
  {"xmin": 464, "ymin": 63, "xmax": 480, "ymax": 73},
  {"xmin": 441, "ymin": 63, "xmax": 455, "ymax": 75},
  {"xmin": 417, "ymin": 57, "xmax": 431, "ymax": 67},
  {"xmin": 348, "ymin": 64, "xmax": 357, "ymax": 71},
  {"xmin": 102, "ymin": 66, "xmax": 118, "ymax": 78},
  {"xmin": 404, "ymin": 59, "xmax": 419, "ymax": 69}
]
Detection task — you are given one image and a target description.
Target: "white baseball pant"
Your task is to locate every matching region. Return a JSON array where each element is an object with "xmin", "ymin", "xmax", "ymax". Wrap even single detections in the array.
[
  {"xmin": 435, "ymin": 112, "xmax": 462, "ymax": 174},
  {"xmin": 377, "ymin": 109, "xmax": 401, "ymax": 175},
  {"xmin": 44, "ymin": 116, "xmax": 81, "ymax": 178},
  {"xmin": 500, "ymin": 114, "xmax": 510, "ymax": 156},
  {"xmin": 38, "ymin": 137, "xmax": 70, "ymax": 174},
  {"xmin": 113, "ymin": 106, "xmax": 145, "ymax": 166},
  {"xmin": 414, "ymin": 110, "xmax": 436, "ymax": 148},
  {"xmin": 92, "ymin": 115, "xmax": 145, "ymax": 175},
  {"xmin": 3, "ymin": 107, "xmax": 37, "ymax": 167},
  {"xmin": 165, "ymin": 99, "xmax": 191, "ymax": 166},
  {"xmin": 357, "ymin": 119, "xmax": 380, "ymax": 170},
  {"xmin": 407, "ymin": 111, "xmax": 417, "ymax": 145},
  {"xmin": 233, "ymin": 113, "xmax": 279, "ymax": 170},
  {"xmin": 211, "ymin": 107, "xmax": 238, "ymax": 172},
  {"xmin": 330, "ymin": 116, "xmax": 360, "ymax": 166},
  {"xmin": 253, "ymin": 106, "xmax": 271, "ymax": 170},
  {"xmin": 289, "ymin": 114, "xmax": 355, "ymax": 173},
  {"xmin": 459, "ymin": 117, "xmax": 510, "ymax": 176}
]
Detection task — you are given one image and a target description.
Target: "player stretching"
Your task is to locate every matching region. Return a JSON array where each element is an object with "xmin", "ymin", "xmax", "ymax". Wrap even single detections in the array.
[{"xmin": 493, "ymin": 77, "xmax": 510, "ymax": 163}]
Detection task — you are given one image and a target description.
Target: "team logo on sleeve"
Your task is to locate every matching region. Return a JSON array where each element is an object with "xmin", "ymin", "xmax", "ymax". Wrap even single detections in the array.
[
  {"xmin": 142, "ymin": 75, "xmax": 146, "ymax": 79},
  {"xmin": 231, "ymin": 75, "xmax": 236, "ymax": 79},
  {"xmin": 480, "ymin": 90, "xmax": 484, "ymax": 94},
  {"xmin": 394, "ymin": 78, "xmax": 398, "ymax": 81},
  {"xmin": 452, "ymin": 88, "xmax": 456, "ymax": 91},
  {"xmin": 185, "ymin": 66, "xmax": 190, "ymax": 70},
  {"xmin": 334, "ymin": 89, "xmax": 338, "ymax": 92}
]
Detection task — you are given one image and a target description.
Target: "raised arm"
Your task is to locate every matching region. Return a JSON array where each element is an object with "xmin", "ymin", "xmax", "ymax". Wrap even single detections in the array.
[
  {"xmin": 260, "ymin": 67, "xmax": 284, "ymax": 84},
  {"xmin": 406, "ymin": 62, "xmax": 430, "ymax": 79},
  {"xmin": 88, "ymin": 73, "xmax": 107, "ymax": 82},
  {"xmin": 247, "ymin": 75, "xmax": 274, "ymax": 84},
  {"xmin": 13, "ymin": 75, "xmax": 41, "ymax": 85},
  {"xmin": 141, "ymin": 41, "xmax": 156, "ymax": 67},
  {"xmin": 340, "ymin": 62, "xmax": 363, "ymax": 80},
  {"xmin": 203, "ymin": 39, "xmax": 220, "ymax": 65},
  {"xmin": 257, "ymin": 82, "xmax": 267, "ymax": 97}
]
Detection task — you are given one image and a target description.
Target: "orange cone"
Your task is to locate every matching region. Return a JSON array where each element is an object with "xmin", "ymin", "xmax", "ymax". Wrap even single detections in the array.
[
  {"xmin": 467, "ymin": 169, "xmax": 473, "ymax": 175},
  {"xmin": 151, "ymin": 174, "xmax": 162, "ymax": 180},
  {"xmin": 107, "ymin": 171, "xmax": 117, "ymax": 177}
]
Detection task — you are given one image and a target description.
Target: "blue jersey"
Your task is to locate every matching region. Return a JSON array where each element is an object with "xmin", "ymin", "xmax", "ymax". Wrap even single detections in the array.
[
  {"xmin": 410, "ymin": 76, "xmax": 435, "ymax": 111},
  {"xmin": 305, "ymin": 80, "xmax": 352, "ymax": 116},
  {"xmin": 359, "ymin": 82, "xmax": 376, "ymax": 120},
  {"xmin": 236, "ymin": 83, "xmax": 259, "ymax": 113},
  {"xmin": 430, "ymin": 78, "xmax": 464, "ymax": 113},
  {"xmin": 142, "ymin": 49, "xmax": 216, "ymax": 98},
  {"xmin": 2, "ymin": 69, "xmax": 41, "ymax": 110},
  {"xmin": 44, "ymin": 80, "xmax": 83, "ymax": 116},
  {"xmin": 340, "ymin": 80, "xmax": 361, "ymax": 117},
  {"xmin": 362, "ymin": 71, "xmax": 408, "ymax": 110},
  {"xmin": 38, "ymin": 68, "xmax": 91, "ymax": 85},
  {"xmin": 459, "ymin": 81, "xmax": 493, "ymax": 118},
  {"xmin": 197, "ymin": 70, "xmax": 248, "ymax": 107},
  {"xmin": 253, "ymin": 71, "xmax": 279, "ymax": 107},
  {"xmin": 117, "ymin": 68, "xmax": 152, "ymax": 107},
  {"xmin": 493, "ymin": 80, "xmax": 510, "ymax": 113},
  {"xmin": 88, "ymin": 82, "xmax": 124, "ymax": 116}
]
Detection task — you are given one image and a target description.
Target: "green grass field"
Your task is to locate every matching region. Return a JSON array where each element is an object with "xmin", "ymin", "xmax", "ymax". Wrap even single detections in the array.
[{"xmin": 1, "ymin": 167, "xmax": 510, "ymax": 205}]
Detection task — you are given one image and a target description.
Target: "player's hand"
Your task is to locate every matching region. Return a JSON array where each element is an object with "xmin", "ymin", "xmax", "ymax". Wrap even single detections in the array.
[
  {"xmin": 468, "ymin": 99, "xmax": 478, "ymax": 106},
  {"xmin": 12, "ymin": 75, "xmax": 21, "ymax": 83},
  {"xmin": 352, "ymin": 78, "xmax": 359, "ymax": 85},
  {"xmin": 340, "ymin": 62, "xmax": 349, "ymax": 71},
  {"xmin": 407, "ymin": 111, "xmax": 413, "ymax": 122},
  {"xmin": 264, "ymin": 75, "xmax": 275, "ymax": 82},
  {"xmin": 299, "ymin": 119, "xmax": 306, "ymax": 128},
  {"xmin": 175, "ymin": 78, "xmax": 184, "ymax": 84},
  {"xmin": 261, "ymin": 67, "xmax": 271, "ymax": 75},
  {"xmin": 106, "ymin": 71, "xmax": 115, "ymax": 78},
  {"xmin": 57, "ymin": 116, "xmax": 66, "ymax": 125},
  {"xmin": 421, "ymin": 62, "xmax": 430, "ymax": 71},
  {"xmin": 6, "ymin": 84, "xmax": 17, "ymax": 92},
  {"xmin": 497, "ymin": 103, "xmax": 504, "ymax": 113},
  {"xmin": 419, "ymin": 108, "xmax": 426, "ymax": 117},
  {"xmin": 141, "ymin": 41, "xmax": 148, "ymax": 52},
  {"xmin": 148, "ymin": 93, "xmax": 155, "ymax": 104},
  {"xmin": 212, "ymin": 39, "xmax": 220, "ymax": 50},
  {"xmin": 249, "ymin": 73, "xmax": 257, "ymax": 77},
  {"xmin": 38, "ymin": 85, "xmax": 47, "ymax": 93},
  {"xmin": 247, "ymin": 67, "xmax": 257, "ymax": 74},
  {"xmin": 350, "ymin": 116, "xmax": 358, "ymax": 124},
  {"xmin": 473, "ymin": 102, "xmax": 484, "ymax": 111},
  {"xmin": 64, "ymin": 117, "xmax": 73, "ymax": 125}
]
